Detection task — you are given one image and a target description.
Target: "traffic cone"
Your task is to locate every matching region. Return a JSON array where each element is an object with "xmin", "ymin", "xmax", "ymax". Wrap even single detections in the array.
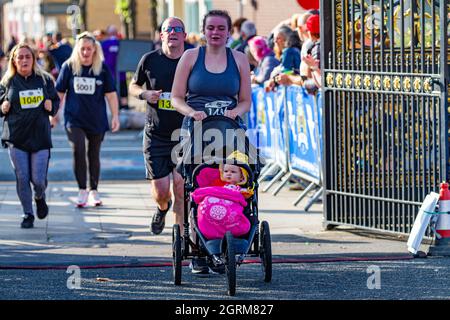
[{"xmin": 429, "ymin": 182, "xmax": 450, "ymax": 256}]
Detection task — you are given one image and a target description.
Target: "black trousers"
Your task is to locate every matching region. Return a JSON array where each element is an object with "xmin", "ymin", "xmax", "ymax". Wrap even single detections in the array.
[{"xmin": 66, "ymin": 127, "xmax": 104, "ymax": 190}]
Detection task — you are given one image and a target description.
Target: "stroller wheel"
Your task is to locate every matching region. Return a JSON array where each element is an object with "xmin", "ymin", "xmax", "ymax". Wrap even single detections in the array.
[
  {"xmin": 260, "ymin": 221, "xmax": 272, "ymax": 282},
  {"xmin": 223, "ymin": 231, "xmax": 236, "ymax": 296},
  {"xmin": 172, "ymin": 224, "xmax": 182, "ymax": 285}
]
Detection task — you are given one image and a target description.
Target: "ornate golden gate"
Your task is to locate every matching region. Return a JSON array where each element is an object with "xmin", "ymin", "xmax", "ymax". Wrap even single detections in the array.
[{"xmin": 322, "ymin": 0, "xmax": 449, "ymax": 234}]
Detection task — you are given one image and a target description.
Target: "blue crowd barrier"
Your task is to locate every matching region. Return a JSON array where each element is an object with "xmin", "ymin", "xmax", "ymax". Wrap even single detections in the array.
[
  {"xmin": 285, "ymin": 86, "xmax": 321, "ymax": 183},
  {"xmin": 248, "ymin": 85, "xmax": 323, "ymax": 188}
]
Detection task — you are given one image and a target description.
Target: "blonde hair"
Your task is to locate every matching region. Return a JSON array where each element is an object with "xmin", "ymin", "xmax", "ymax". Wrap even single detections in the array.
[
  {"xmin": 0, "ymin": 43, "xmax": 52, "ymax": 86},
  {"xmin": 67, "ymin": 32, "xmax": 104, "ymax": 76}
]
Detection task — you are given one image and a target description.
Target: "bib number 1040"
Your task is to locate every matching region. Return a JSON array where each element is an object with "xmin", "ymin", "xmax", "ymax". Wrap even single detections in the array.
[{"xmin": 19, "ymin": 89, "xmax": 44, "ymax": 109}]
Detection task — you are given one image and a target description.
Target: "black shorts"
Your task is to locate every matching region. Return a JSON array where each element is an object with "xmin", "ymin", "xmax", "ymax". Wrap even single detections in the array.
[
  {"xmin": 143, "ymin": 128, "xmax": 179, "ymax": 180},
  {"xmin": 144, "ymin": 154, "xmax": 176, "ymax": 180}
]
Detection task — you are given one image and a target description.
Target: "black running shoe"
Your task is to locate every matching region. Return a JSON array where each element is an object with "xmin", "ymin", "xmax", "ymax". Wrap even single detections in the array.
[
  {"xmin": 21, "ymin": 214, "xmax": 35, "ymax": 229},
  {"xmin": 208, "ymin": 259, "xmax": 226, "ymax": 274},
  {"xmin": 189, "ymin": 257, "xmax": 209, "ymax": 274},
  {"xmin": 35, "ymin": 197, "xmax": 48, "ymax": 220},
  {"xmin": 151, "ymin": 199, "xmax": 172, "ymax": 235}
]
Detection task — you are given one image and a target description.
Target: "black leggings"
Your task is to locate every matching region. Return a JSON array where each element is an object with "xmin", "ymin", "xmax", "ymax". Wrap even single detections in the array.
[{"xmin": 66, "ymin": 127, "xmax": 104, "ymax": 190}]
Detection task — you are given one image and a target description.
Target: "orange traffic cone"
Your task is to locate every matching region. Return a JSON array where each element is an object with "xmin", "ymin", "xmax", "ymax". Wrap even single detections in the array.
[{"xmin": 429, "ymin": 182, "xmax": 450, "ymax": 256}]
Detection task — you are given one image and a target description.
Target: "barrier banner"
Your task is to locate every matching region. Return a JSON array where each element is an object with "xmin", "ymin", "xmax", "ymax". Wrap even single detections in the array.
[
  {"xmin": 248, "ymin": 86, "xmax": 278, "ymax": 161},
  {"xmin": 285, "ymin": 85, "xmax": 321, "ymax": 181},
  {"xmin": 247, "ymin": 85, "xmax": 262, "ymax": 146},
  {"xmin": 316, "ymin": 90, "xmax": 323, "ymax": 142},
  {"xmin": 274, "ymin": 88, "xmax": 287, "ymax": 167},
  {"xmin": 248, "ymin": 85, "xmax": 260, "ymax": 130}
]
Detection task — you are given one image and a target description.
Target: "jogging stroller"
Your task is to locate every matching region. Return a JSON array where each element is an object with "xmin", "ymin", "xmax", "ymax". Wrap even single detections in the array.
[{"xmin": 172, "ymin": 115, "xmax": 272, "ymax": 296}]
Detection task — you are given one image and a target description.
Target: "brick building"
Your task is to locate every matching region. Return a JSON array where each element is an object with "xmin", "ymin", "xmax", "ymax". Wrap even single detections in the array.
[
  {"xmin": 1, "ymin": 0, "xmax": 308, "ymax": 50},
  {"xmin": 170, "ymin": 0, "xmax": 306, "ymax": 36},
  {"xmin": 1, "ymin": 0, "xmax": 155, "ymax": 48}
]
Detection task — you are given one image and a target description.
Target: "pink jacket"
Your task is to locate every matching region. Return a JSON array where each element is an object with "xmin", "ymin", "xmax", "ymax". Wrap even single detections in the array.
[{"xmin": 192, "ymin": 186, "xmax": 251, "ymax": 240}]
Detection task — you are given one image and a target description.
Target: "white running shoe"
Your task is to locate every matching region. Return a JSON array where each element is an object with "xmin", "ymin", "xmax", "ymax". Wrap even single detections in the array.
[
  {"xmin": 89, "ymin": 190, "xmax": 102, "ymax": 206},
  {"xmin": 77, "ymin": 189, "xmax": 89, "ymax": 208}
]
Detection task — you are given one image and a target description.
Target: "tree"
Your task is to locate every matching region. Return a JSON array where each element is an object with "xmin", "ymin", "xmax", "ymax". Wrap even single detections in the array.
[
  {"xmin": 150, "ymin": 0, "xmax": 158, "ymax": 40},
  {"xmin": 115, "ymin": 0, "xmax": 136, "ymax": 39}
]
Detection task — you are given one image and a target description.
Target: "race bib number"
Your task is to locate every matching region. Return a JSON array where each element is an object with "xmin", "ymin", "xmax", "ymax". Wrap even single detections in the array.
[
  {"xmin": 19, "ymin": 89, "xmax": 44, "ymax": 109},
  {"xmin": 158, "ymin": 92, "xmax": 175, "ymax": 111},
  {"xmin": 205, "ymin": 100, "xmax": 232, "ymax": 116},
  {"xmin": 74, "ymin": 77, "xmax": 96, "ymax": 95}
]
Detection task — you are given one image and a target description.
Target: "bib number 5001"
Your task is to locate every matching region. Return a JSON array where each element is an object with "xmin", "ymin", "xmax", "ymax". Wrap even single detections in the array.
[{"xmin": 74, "ymin": 77, "xmax": 96, "ymax": 95}]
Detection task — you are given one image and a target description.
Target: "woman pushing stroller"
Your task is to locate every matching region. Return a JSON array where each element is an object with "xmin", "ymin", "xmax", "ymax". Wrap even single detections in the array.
[{"xmin": 171, "ymin": 9, "xmax": 251, "ymax": 274}]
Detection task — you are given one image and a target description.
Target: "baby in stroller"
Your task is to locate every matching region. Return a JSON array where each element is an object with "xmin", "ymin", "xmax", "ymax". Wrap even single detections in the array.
[
  {"xmin": 192, "ymin": 156, "xmax": 253, "ymax": 240},
  {"xmin": 189, "ymin": 151, "xmax": 255, "ymax": 274}
]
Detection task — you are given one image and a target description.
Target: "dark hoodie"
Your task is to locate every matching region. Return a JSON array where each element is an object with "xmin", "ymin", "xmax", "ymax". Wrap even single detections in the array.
[{"xmin": 0, "ymin": 72, "xmax": 60, "ymax": 152}]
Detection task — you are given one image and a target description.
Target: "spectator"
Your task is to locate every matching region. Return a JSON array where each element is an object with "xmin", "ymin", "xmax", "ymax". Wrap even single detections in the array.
[
  {"xmin": 93, "ymin": 29, "xmax": 107, "ymax": 42},
  {"xmin": 48, "ymin": 32, "xmax": 73, "ymax": 73},
  {"xmin": 246, "ymin": 48, "xmax": 258, "ymax": 70},
  {"xmin": 271, "ymin": 14, "xmax": 321, "ymax": 91},
  {"xmin": 234, "ymin": 20, "xmax": 257, "ymax": 54},
  {"xmin": 153, "ymin": 23, "xmax": 163, "ymax": 51},
  {"xmin": 228, "ymin": 17, "xmax": 247, "ymax": 49},
  {"xmin": 290, "ymin": 13, "xmax": 302, "ymax": 31},
  {"xmin": 186, "ymin": 32, "xmax": 201, "ymax": 47},
  {"xmin": 247, "ymin": 36, "xmax": 279, "ymax": 84},
  {"xmin": 7, "ymin": 36, "xmax": 18, "ymax": 54},
  {"xmin": 0, "ymin": 49, "xmax": 6, "ymax": 77},
  {"xmin": 302, "ymin": 14, "xmax": 321, "ymax": 90},
  {"xmin": 273, "ymin": 25, "xmax": 301, "ymax": 74},
  {"xmin": 297, "ymin": 12, "xmax": 313, "ymax": 54},
  {"xmin": 37, "ymin": 47, "xmax": 56, "ymax": 77},
  {"xmin": 102, "ymin": 25, "xmax": 129, "ymax": 110}
]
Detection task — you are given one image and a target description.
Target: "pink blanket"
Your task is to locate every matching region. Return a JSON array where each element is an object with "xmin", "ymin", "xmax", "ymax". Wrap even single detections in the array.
[{"xmin": 192, "ymin": 186, "xmax": 251, "ymax": 239}]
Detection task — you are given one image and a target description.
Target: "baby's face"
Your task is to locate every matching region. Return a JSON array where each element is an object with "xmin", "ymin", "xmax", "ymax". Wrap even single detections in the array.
[{"xmin": 222, "ymin": 164, "xmax": 243, "ymax": 184}]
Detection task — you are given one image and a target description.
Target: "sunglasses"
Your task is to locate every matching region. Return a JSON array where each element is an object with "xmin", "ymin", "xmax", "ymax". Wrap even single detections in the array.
[{"xmin": 163, "ymin": 26, "xmax": 184, "ymax": 33}]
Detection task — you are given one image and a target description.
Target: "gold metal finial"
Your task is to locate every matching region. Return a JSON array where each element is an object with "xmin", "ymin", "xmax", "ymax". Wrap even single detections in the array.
[
  {"xmin": 363, "ymin": 75, "xmax": 371, "ymax": 89},
  {"xmin": 393, "ymin": 77, "xmax": 401, "ymax": 91},
  {"xmin": 413, "ymin": 77, "xmax": 422, "ymax": 93},
  {"xmin": 335, "ymin": 74, "xmax": 344, "ymax": 88},
  {"xmin": 403, "ymin": 77, "xmax": 411, "ymax": 91},
  {"xmin": 423, "ymin": 78, "xmax": 433, "ymax": 93},
  {"xmin": 383, "ymin": 76, "xmax": 391, "ymax": 90},
  {"xmin": 345, "ymin": 74, "xmax": 353, "ymax": 88},
  {"xmin": 354, "ymin": 75, "xmax": 362, "ymax": 89},
  {"xmin": 326, "ymin": 73, "xmax": 334, "ymax": 87},
  {"xmin": 373, "ymin": 76, "xmax": 382, "ymax": 90}
]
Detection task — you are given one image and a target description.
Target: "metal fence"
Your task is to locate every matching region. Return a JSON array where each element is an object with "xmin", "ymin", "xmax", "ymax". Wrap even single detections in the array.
[{"xmin": 321, "ymin": 0, "xmax": 449, "ymax": 235}]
